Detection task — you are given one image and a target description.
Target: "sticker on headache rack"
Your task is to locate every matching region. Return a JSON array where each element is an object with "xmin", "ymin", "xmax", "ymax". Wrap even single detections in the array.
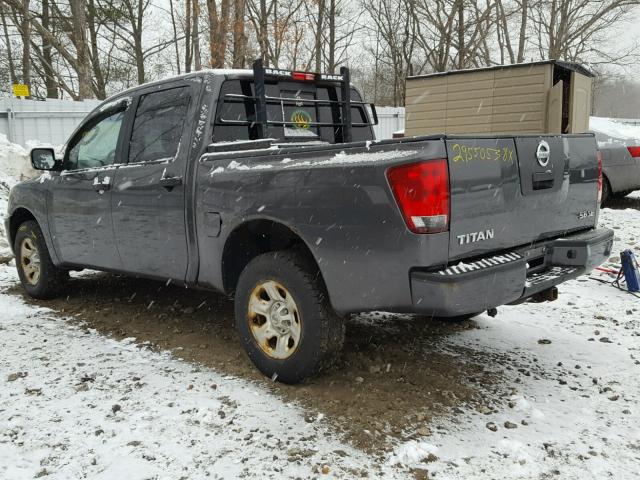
[{"xmin": 290, "ymin": 109, "xmax": 312, "ymax": 130}]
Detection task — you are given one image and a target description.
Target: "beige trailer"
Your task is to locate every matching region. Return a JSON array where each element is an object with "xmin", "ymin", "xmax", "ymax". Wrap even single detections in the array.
[{"xmin": 404, "ymin": 60, "xmax": 594, "ymax": 136}]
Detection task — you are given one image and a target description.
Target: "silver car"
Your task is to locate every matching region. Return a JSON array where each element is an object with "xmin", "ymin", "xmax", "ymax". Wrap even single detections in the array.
[{"xmin": 591, "ymin": 120, "xmax": 640, "ymax": 204}]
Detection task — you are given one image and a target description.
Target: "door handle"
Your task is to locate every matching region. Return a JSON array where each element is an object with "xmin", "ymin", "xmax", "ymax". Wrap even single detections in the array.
[
  {"xmin": 532, "ymin": 171, "xmax": 554, "ymax": 190},
  {"xmin": 159, "ymin": 175, "xmax": 183, "ymax": 189}
]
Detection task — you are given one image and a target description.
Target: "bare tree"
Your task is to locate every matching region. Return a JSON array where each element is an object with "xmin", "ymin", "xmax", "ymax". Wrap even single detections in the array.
[
  {"xmin": 362, "ymin": 0, "xmax": 419, "ymax": 105},
  {"xmin": 2, "ymin": 0, "xmax": 639, "ymax": 105},
  {"xmin": 516, "ymin": 0, "xmax": 527, "ymax": 62},
  {"xmin": 4, "ymin": 0, "xmax": 94, "ymax": 98},
  {"xmin": 232, "ymin": 0, "xmax": 246, "ymax": 67},
  {"xmin": 192, "ymin": 0, "xmax": 202, "ymax": 70},
  {"xmin": 86, "ymin": 0, "xmax": 107, "ymax": 98},
  {"xmin": 246, "ymin": 0, "xmax": 306, "ymax": 68},
  {"xmin": 169, "ymin": 0, "xmax": 182, "ymax": 73},
  {"xmin": 0, "ymin": 4, "xmax": 17, "ymax": 85},
  {"xmin": 207, "ymin": 0, "xmax": 231, "ymax": 67},
  {"xmin": 41, "ymin": 0, "xmax": 57, "ymax": 97},
  {"xmin": 315, "ymin": 0, "xmax": 325, "ymax": 71},
  {"xmin": 185, "ymin": 0, "xmax": 192, "ymax": 71},
  {"xmin": 69, "ymin": 0, "xmax": 93, "ymax": 98},
  {"xmin": 412, "ymin": 0, "xmax": 495, "ymax": 72},
  {"xmin": 20, "ymin": 0, "xmax": 30, "ymax": 86},
  {"xmin": 99, "ymin": 0, "xmax": 177, "ymax": 84},
  {"xmin": 530, "ymin": 0, "xmax": 640, "ymax": 64},
  {"xmin": 320, "ymin": 0, "xmax": 363, "ymax": 73}
]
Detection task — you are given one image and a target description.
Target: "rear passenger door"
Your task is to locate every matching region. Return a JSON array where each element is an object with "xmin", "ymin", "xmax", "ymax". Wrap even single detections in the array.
[{"xmin": 111, "ymin": 85, "xmax": 195, "ymax": 280}]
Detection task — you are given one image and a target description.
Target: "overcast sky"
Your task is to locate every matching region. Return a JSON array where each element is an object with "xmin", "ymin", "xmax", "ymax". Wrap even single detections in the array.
[{"xmin": 605, "ymin": 6, "xmax": 640, "ymax": 77}]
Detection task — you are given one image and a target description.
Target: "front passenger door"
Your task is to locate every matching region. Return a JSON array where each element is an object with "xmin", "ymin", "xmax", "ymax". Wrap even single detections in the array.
[{"xmin": 48, "ymin": 107, "xmax": 127, "ymax": 269}]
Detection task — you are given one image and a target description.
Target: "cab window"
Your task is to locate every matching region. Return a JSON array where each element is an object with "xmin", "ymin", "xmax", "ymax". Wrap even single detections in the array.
[
  {"xmin": 66, "ymin": 110, "xmax": 125, "ymax": 170},
  {"xmin": 213, "ymin": 79, "xmax": 372, "ymax": 143},
  {"xmin": 128, "ymin": 87, "xmax": 191, "ymax": 163}
]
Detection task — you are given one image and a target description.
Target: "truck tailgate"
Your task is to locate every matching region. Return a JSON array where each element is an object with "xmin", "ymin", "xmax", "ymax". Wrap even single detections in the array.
[{"xmin": 446, "ymin": 134, "xmax": 599, "ymax": 260}]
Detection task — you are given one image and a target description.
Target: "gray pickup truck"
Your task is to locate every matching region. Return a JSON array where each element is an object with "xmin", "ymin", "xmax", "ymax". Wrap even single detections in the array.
[{"xmin": 5, "ymin": 61, "xmax": 613, "ymax": 383}]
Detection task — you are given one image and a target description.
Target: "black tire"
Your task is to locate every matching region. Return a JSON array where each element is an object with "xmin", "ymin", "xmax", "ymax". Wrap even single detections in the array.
[
  {"xmin": 234, "ymin": 249, "xmax": 344, "ymax": 384},
  {"xmin": 614, "ymin": 190, "xmax": 633, "ymax": 198},
  {"xmin": 14, "ymin": 220, "xmax": 68, "ymax": 299},
  {"xmin": 601, "ymin": 176, "xmax": 611, "ymax": 206}
]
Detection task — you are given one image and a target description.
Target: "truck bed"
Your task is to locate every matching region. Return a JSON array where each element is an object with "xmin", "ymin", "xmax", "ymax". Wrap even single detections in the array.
[{"xmin": 194, "ymin": 133, "xmax": 605, "ymax": 314}]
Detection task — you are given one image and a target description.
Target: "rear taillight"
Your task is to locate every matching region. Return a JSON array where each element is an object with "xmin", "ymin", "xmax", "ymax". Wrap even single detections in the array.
[
  {"xmin": 386, "ymin": 160, "xmax": 449, "ymax": 234},
  {"xmin": 628, "ymin": 146, "xmax": 640, "ymax": 158},
  {"xmin": 597, "ymin": 150, "xmax": 603, "ymax": 204}
]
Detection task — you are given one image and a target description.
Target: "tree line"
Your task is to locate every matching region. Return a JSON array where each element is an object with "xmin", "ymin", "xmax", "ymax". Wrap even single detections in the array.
[{"xmin": 1, "ymin": 0, "xmax": 639, "ymax": 106}]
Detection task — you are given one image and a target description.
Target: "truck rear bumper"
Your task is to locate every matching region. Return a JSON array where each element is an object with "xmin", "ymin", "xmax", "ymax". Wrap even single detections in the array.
[{"xmin": 410, "ymin": 228, "xmax": 614, "ymax": 317}]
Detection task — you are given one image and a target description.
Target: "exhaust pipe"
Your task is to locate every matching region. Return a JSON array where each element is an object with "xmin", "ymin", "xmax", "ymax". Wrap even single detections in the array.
[{"xmin": 529, "ymin": 286, "xmax": 559, "ymax": 303}]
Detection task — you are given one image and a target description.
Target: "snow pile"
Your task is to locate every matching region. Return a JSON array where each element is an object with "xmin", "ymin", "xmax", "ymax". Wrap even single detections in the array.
[
  {"xmin": 0, "ymin": 134, "xmax": 34, "ymax": 181},
  {"xmin": 0, "ymin": 134, "xmax": 64, "ymax": 183},
  {"xmin": 388, "ymin": 441, "xmax": 438, "ymax": 465},
  {"xmin": 589, "ymin": 117, "xmax": 640, "ymax": 144},
  {"xmin": 209, "ymin": 148, "xmax": 417, "ymax": 175},
  {"xmin": 0, "ymin": 196, "xmax": 10, "ymax": 258},
  {"xmin": 281, "ymin": 149, "xmax": 417, "ymax": 169}
]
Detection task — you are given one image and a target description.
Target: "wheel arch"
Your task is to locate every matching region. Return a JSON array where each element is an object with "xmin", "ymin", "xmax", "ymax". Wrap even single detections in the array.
[
  {"xmin": 8, "ymin": 208, "xmax": 39, "ymax": 252},
  {"xmin": 221, "ymin": 219, "xmax": 324, "ymax": 296}
]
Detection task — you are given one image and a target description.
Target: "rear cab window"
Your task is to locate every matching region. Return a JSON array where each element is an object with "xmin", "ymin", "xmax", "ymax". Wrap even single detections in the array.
[
  {"xmin": 128, "ymin": 87, "xmax": 191, "ymax": 163},
  {"xmin": 213, "ymin": 79, "xmax": 373, "ymax": 144}
]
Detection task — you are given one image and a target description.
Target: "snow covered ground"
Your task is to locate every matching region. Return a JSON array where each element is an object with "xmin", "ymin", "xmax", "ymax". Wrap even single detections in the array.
[
  {"xmin": 0, "ymin": 269, "xmax": 396, "ymax": 479},
  {"xmin": 1, "ymin": 138, "xmax": 640, "ymax": 478},
  {"xmin": 388, "ymin": 197, "xmax": 640, "ymax": 478}
]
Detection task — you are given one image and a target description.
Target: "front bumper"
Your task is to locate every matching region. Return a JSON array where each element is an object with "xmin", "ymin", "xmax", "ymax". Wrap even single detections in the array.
[{"xmin": 410, "ymin": 228, "xmax": 614, "ymax": 316}]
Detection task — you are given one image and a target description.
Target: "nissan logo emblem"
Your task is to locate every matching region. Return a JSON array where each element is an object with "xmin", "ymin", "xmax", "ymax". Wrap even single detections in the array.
[{"xmin": 536, "ymin": 140, "xmax": 550, "ymax": 167}]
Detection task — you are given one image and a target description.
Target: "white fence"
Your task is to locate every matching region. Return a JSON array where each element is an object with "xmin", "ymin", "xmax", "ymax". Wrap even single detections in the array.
[
  {"xmin": 373, "ymin": 106, "xmax": 405, "ymax": 140},
  {"xmin": 0, "ymin": 98, "xmax": 101, "ymax": 147},
  {"xmin": 0, "ymin": 98, "xmax": 405, "ymax": 147}
]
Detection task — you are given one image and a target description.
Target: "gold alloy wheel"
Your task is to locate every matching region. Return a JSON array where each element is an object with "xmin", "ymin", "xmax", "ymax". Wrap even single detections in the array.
[
  {"xmin": 247, "ymin": 280, "xmax": 302, "ymax": 360},
  {"xmin": 20, "ymin": 237, "xmax": 41, "ymax": 286}
]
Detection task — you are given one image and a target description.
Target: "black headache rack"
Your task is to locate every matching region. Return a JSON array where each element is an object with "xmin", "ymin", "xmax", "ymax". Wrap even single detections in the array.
[{"xmin": 217, "ymin": 59, "xmax": 378, "ymax": 143}]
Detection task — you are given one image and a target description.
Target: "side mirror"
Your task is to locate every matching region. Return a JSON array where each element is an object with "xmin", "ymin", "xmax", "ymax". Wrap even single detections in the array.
[{"xmin": 30, "ymin": 148, "xmax": 61, "ymax": 171}]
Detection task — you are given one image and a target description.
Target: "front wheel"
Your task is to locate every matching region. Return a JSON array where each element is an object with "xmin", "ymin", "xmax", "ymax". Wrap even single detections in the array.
[
  {"xmin": 234, "ymin": 250, "xmax": 344, "ymax": 384},
  {"xmin": 14, "ymin": 220, "xmax": 68, "ymax": 299}
]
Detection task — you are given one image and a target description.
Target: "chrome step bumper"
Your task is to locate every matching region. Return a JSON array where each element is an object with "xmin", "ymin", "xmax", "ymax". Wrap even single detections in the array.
[{"xmin": 410, "ymin": 228, "xmax": 613, "ymax": 316}]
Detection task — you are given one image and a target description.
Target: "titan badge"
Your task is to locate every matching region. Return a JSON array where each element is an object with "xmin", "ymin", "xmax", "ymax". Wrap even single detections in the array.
[{"xmin": 457, "ymin": 229, "xmax": 495, "ymax": 245}]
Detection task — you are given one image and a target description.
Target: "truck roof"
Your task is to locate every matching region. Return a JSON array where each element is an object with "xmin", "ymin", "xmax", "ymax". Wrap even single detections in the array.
[
  {"xmin": 97, "ymin": 69, "xmax": 254, "ymax": 106},
  {"xmin": 94, "ymin": 66, "xmax": 358, "ymax": 114}
]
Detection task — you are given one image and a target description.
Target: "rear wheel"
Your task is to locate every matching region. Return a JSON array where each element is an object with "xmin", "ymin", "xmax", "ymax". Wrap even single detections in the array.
[
  {"xmin": 14, "ymin": 220, "xmax": 68, "ymax": 299},
  {"xmin": 614, "ymin": 190, "xmax": 634, "ymax": 198},
  {"xmin": 601, "ymin": 176, "xmax": 611, "ymax": 206},
  {"xmin": 234, "ymin": 249, "xmax": 344, "ymax": 384}
]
